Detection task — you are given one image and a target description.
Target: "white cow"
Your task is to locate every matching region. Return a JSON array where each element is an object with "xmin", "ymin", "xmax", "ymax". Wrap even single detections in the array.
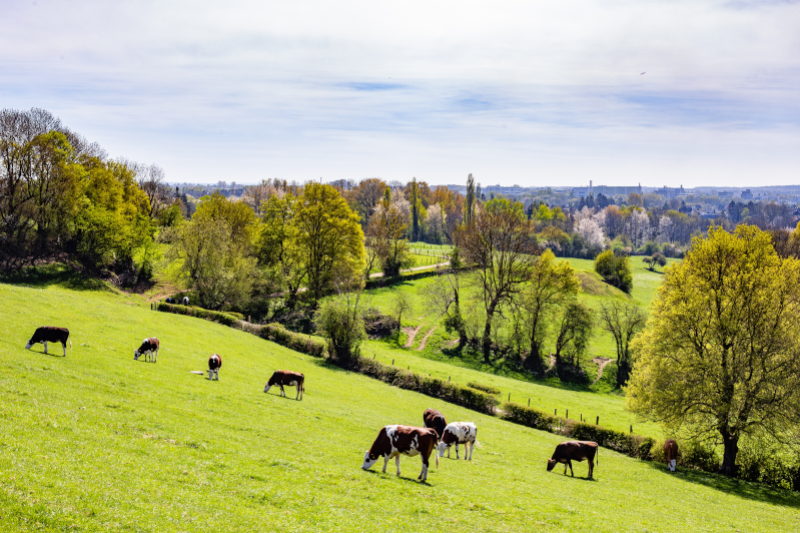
[{"xmin": 437, "ymin": 422, "xmax": 478, "ymax": 460}]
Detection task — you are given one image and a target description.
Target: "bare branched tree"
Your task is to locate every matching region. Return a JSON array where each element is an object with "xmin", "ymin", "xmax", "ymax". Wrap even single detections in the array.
[{"xmin": 598, "ymin": 301, "xmax": 646, "ymax": 387}]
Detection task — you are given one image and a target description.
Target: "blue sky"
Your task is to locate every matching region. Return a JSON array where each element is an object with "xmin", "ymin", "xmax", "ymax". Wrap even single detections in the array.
[{"xmin": 2, "ymin": 0, "xmax": 799, "ymax": 186}]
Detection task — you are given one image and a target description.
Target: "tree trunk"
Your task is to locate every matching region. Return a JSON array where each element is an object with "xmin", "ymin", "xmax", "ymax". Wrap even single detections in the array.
[
  {"xmin": 523, "ymin": 339, "xmax": 544, "ymax": 375},
  {"xmin": 718, "ymin": 433, "xmax": 739, "ymax": 477},
  {"xmin": 482, "ymin": 311, "xmax": 494, "ymax": 364},
  {"xmin": 616, "ymin": 359, "xmax": 631, "ymax": 388}
]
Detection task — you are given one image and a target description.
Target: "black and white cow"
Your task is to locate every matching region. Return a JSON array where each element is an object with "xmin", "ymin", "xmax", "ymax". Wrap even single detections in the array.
[
  {"xmin": 264, "ymin": 370, "xmax": 305, "ymax": 400},
  {"xmin": 182, "ymin": 296, "xmax": 190, "ymax": 306},
  {"xmin": 134, "ymin": 338, "xmax": 160, "ymax": 363},
  {"xmin": 362, "ymin": 425, "xmax": 439, "ymax": 482},
  {"xmin": 437, "ymin": 422, "xmax": 478, "ymax": 460},
  {"xmin": 25, "ymin": 326, "xmax": 71, "ymax": 356},
  {"xmin": 208, "ymin": 354, "xmax": 222, "ymax": 380}
]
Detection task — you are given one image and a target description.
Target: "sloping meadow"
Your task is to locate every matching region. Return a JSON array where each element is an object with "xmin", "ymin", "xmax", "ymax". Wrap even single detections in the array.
[{"xmin": 1, "ymin": 282, "xmax": 799, "ymax": 532}]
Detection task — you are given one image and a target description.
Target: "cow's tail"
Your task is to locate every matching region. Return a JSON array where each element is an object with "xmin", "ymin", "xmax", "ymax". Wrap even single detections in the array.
[
  {"xmin": 474, "ymin": 440, "xmax": 483, "ymax": 449},
  {"xmin": 69, "ymin": 340, "xmax": 72, "ymax": 348},
  {"xmin": 435, "ymin": 448, "xmax": 439, "ymax": 469},
  {"xmin": 596, "ymin": 446, "xmax": 599, "ymax": 466}
]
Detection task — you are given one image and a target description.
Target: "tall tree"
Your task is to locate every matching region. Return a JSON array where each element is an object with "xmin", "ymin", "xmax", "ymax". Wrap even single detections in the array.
[
  {"xmin": 366, "ymin": 188, "xmax": 412, "ymax": 277},
  {"xmin": 464, "ymin": 174, "xmax": 475, "ymax": 225},
  {"xmin": 293, "ymin": 183, "xmax": 365, "ymax": 304},
  {"xmin": 627, "ymin": 225, "xmax": 800, "ymax": 476},
  {"xmin": 598, "ymin": 301, "xmax": 646, "ymax": 387},
  {"xmin": 516, "ymin": 249, "xmax": 580, "ymax": 374},
  {"xmin": 409, "ymin": 177, "xmax": 420, "ymax": 241},
  {"xmin": 456, "ymin": 198, "xmax": 537, "ymax": 363}
]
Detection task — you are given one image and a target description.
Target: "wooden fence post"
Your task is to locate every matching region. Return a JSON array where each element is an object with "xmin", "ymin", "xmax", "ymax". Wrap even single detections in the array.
[
  {"xmin": 392, "ymin": 359, "xmax": 394, "ymax": 365},
  {"xmin": 630, "ymin": 425, "xmax": 633, "ymax": 433},
  {"xmin": 528, "ymin": 398, "xmax": 530, "ymax": 407},
  {"xmin": 566, "ymin": 409, "xmax": 568, "ymax": 419},
  {"xmin": 596, "ymin": 416, "xmax": 599, "ymax": 425},
  {"xmin": 448, "ymin": 376, "xmax": 451, "ymax": 382},
  {"xmin": 554, "ymin": 409, "xmax": 557, "ymax": 415},
  {"xmin": 508, "ymin": 393, "xmax": 511, "ymax": 401}
]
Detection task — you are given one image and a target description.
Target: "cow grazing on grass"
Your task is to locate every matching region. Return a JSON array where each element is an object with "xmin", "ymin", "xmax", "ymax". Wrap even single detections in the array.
[
  {"xmin": 166, "ymin": 297, "xmax": 174, "ymax": 304},
  {"xmin": 437, "ymin": 422, "xmax": 477, "ymax": 460},
  {"xmin": 208, "ymin": 354, "xmax": 222, "ymax": 380},
  {"xmin": 362, "ymin": 425, "xmax": 439, "ymax": 482},
  {"xmin": 264, "ymin": 370, "xmax": 305, "ymax": 400},
  {"xmin": 664, "ymin": 439, "xmax": 678, "ymax": 472},
  {"xmin": 134, "ymin": 338, "xmax": 160, "ymax": 363},
  {"xmin": 182, "ymin": 296, "xmax": 189, "ymax": 305},
  {"xmin": 547, "ymin": 441, "xmax": 599, "ymax": 479},
  {"xmin": 423, "ymin": 408, "xmax": 447, "ymax": 441},
  {"xmin": 25, "ymin": 327, "xmax": 71, "ymax": 356}
]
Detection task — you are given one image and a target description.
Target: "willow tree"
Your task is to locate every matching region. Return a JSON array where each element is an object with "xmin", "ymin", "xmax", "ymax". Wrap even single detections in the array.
[{"xmin": 627, "ymin": 225, "xmax": 800, "ymax": 476}]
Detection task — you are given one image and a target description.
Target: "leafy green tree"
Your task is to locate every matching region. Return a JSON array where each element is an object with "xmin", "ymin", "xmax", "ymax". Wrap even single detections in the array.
[
  {"xmin": 595, "ymin": 250, "xmax": 633, "ymax": 293},
  {"xmin": 627, "ymin": 226, "xmax": 800, "ymax": 476},
  {"xmin": 366, "ymin": 188, "xmax": 412, "ymax": 277},
  {"xmin": 257, "ymin": 194, "xmax": 303, "ymax": 304},
  {"xmin": 516, "ymin": 249, "xmax": 580, "ymax": 375},
  {"xmin": 194, "ymin": 192, "xmax": 259, "ymax": 251},
  {"xmin": 294, "ymin": 183, "xmax": 365, "ymax": 304},
  {"xmin": 315, "ymin": 293, "xmax": 366, "ymax": 363},
  {"xmin": 554, "ymin": 301, "xmax": 594, "ymax": 382},
  {"xmin": 598, "ymin": 301, "xmax": 646, "ymax": 387},
  {"xmin": 464, "ymin": 173, "xmax": 476, "ymax": 225}
]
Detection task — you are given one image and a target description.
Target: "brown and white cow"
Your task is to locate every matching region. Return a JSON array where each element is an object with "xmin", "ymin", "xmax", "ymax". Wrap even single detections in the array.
[
  {"xmin": 362, "ymin": 425, "xmax": 439, "ymax": 482},
  {"xmin": 264, "ymin": 370, "xmax": 304, "ymax": 400},
  {"xmin": 134, "ymin": 338, "xmax": 160, "ymax": 363},
  {"xmin": 437, "ymin": 422, "xmax": 478, "ymax": 460},
  {"xmin": 547, "ymin": 440, "xmax": 599, "ymax": 479},
  {"xmin": 208, "ymin": 354, "xmax": 222, "ymax": 380},
  {"xmin": 423, "ymin": 408, "xmax": 447, "ymax": 441},
  {"xmin": 664, "ymin": 439, "xmax": 678, "ymax": 472},
  {"xmin": 25, "ymin": 326, "xmax": 71, "ymax": 356}
]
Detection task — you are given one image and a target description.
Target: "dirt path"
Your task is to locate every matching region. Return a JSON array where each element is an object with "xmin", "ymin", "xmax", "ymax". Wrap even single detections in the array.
[
  {"xmin": 592, "ymin": 357, "xmax": 613, "ymax": 385},
  {"xmin": 546, "ymin": 354, "xmax": 556, "ymax": 372},
  {"xmin": 369, "ymin": 263, "xmax": 450, "ymax": 279},
  {"xmin": 403, "ymin": 325, "xmax": 422, "ymax": 348},
  {"xmin": 416, "ymin": 327, "xmax": 438, "ymax": 351}
]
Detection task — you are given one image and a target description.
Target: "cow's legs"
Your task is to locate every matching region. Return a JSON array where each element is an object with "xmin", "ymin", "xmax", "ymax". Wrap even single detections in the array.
[
  {"xmin": 455, "ymin": 443, "xmax": 460, "ymax": 459},
  {"xmin": 587, "ymin": 459, "xmax": 594, "ymax": 479},
  {"xmin": 154, "ymin": 348, "xmax": 158, "ymax": 363},
  {"xmin": 62, "ymin": 341, "xmax": 67, "ymax": 356},
  {"xmin": 568, "ymin": 460, "xmax": 574, "ymax": 477},
  {"xmin": 468, "ymin": 441, "xmax": 474, "ymax": 461},
  {"xmin": 382, "ymin": 456, "xmax": 389, "ymax": 473},
  {"xmin": 279, "ymin": 385, "xmax": 286, "ymax": 397},
  {"xmin": 419, "ymin": 458, "xmax": 428, "ymax": 482},
  {"xmin": 395, "ymin": 455, "xmax": 401, "ymax": 476},
  {"xmin": 215, "ymin": 369, "xmax": 219, "ymax": 380},
  {"xmin": 44, "ymin": 341, "xmax": 48, "ymax": 354}
]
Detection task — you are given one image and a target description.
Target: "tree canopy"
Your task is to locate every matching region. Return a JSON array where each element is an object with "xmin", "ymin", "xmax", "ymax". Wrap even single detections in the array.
[{"xmin": 627, "ymin": 225, "xmax": 800, "ymax": 476}]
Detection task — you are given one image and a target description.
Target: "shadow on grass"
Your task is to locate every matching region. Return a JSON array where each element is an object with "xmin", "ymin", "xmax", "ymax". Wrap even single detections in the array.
[
  {"xmin": 643, "ymin": 461, "xmax": 800, "ymax": 509},
  {"xmin": 362, "ymin": 469, "xmax": 432, "ymax": 486},
  {"xmin": 0, "ymin": 264, "xmax": 109, "ymax": 292}
]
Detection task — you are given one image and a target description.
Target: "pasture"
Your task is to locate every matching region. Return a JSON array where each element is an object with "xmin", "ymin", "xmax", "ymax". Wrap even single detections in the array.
[{"xmin": 2, "ymin": 278, "xmax": 799, "ymax": 532}]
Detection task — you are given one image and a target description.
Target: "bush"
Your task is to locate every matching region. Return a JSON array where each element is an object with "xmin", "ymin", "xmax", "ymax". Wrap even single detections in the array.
[
  {"xmin": 157, "ymin": 302, "xmax": 239, "ymax": 327},
  {"xmin": 362, "ymin": 307, "xmax": 399, "ymax": 338},
  {"xmin": 238, "ymin": 322, "xmax": 327, "ymax": 358},
  {"xmin": 354, "ymin": 358, "xmax": 499, "ymax": 415},
  {"xmin": 314, "ymin": 296, "xmax": 366, "ymax": 362},
  {"xmin": 594, "ymin": 250, "xmax": 633, "ymax": 293},
  {"xmin": 467, "ymin": 382, "xmax": 501, "ymax": 395}
]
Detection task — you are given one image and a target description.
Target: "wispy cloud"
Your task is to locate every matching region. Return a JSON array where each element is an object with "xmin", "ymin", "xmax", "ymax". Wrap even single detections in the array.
[{"xmin": 1, "ymin": 0, "xmax": 799, "ymax": 186}]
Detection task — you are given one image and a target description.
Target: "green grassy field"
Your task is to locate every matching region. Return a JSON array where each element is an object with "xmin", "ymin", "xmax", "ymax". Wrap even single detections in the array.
[{"xmin": 2, "ymin": 278, "xmax": 800, "ymax": 532}]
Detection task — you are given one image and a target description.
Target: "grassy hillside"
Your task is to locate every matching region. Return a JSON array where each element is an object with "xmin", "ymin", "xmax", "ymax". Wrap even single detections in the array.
[
  {"xmin": 360, "ymin": 257, "xmax": 678, "ymax": 393},
  {"xmin": 2, "ymin": 278, "xmax": 800, "ymax": 532}
]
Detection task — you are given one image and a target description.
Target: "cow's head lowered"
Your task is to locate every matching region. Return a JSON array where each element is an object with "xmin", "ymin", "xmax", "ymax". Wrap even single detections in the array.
[
  {"xmin": 361, "ymin": 451, "xmax": 379, "ymax": 470},
  {"xmin": 546, "ymin": 459, "xmax": 557, "ymax": 472}
]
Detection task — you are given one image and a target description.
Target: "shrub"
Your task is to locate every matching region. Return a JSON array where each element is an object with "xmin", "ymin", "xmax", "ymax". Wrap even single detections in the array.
[
  {"xmin": 157, "ymin": 302, "xmax": 238, "ymax": 327},
  {"xmin": 467, "ymin": 382, "xmax": 501, "ymax": 395},
  {"xmin": 314, "ymin": 296, "xmax": 366, "ymax": 363},
  {"xmin": 362, "ymin": 307, "xmax": 399, "ymax": 338},
  {"xmin": 247, "ymin": 322, "xmax": 327, "ymax": 358},
  {"xmin": 594, "ymin": 250, "xmax": 633, "ymax": 293}
]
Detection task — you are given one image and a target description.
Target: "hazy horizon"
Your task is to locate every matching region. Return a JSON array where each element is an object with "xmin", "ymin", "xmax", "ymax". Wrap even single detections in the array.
[{"xmin": 3, "ymin": 0, "xmax": 799, "ymax": 187}]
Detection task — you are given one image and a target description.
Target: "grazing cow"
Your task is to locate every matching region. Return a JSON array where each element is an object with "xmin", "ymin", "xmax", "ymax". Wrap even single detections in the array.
[
  {"xmin": 362, "ymin": 425, "xmax": 439, "ymax": 482},
  {"xmin": 208, "ymin": 354, "xmax": 222, "ymax": 380},
  {"xmin": 134, "ymin": 338, "xmax": 160, "ymax": 363},
  {"xmin": 166, "ymin": 297, "xmax": 174, "ymax": 304},
  {"xmin": 437, "ymin": 422, "xmax": 478, "ymax": 460},
  {"xmin": 547, "ymin": 441, "xmax": 599, "ymax": 479},
  {"xmin": 264, "ymin": 370, "xmax": 305, "ymax": 400},
  {"xmin": 422, "ymin": 408, "xmax": 447, "ymax": 441},
  {"xmin": 25, "ymin": 327, "xmax": 71, "ymax": 356},
  {"xmin": 182, "ymin": 296, "xmax": 190, "ymax": 306},
  {"xmin": 664, "ymin": 439, "xmax": 678, "ymax": 472}
]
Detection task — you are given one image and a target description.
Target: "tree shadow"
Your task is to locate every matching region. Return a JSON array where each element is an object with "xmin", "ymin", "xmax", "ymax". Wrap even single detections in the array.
[
  {"xmin": 642, "ymin": 462, "xmax": 800, "ymax": 509},
  {"xmin": 0, "ymin": 264, "xmax": 110, "ymax": 292}
]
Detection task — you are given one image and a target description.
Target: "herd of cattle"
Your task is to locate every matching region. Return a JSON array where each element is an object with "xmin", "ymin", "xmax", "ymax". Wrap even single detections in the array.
[{"xmin": 23, "ymin": 324, "xmax": 681, "ymax": 483}]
